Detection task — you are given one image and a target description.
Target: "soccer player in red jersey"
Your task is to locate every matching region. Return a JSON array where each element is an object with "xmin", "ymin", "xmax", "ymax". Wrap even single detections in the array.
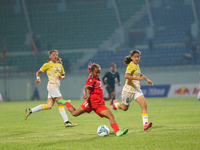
[{"xmin": 58, "ymin": 62, "xmax": 128, "ymax": 136}]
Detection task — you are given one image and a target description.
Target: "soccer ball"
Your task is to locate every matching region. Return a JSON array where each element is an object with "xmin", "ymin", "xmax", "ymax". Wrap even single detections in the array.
[{"xmin": 97, "ymin": 125, "xmax": 110, "ymax": 137}]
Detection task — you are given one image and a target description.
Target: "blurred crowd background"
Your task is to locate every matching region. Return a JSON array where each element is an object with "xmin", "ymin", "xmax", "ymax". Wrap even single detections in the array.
[{"xmin": 0, "ymin": 0, "xmax": 200, "ymax": 101}]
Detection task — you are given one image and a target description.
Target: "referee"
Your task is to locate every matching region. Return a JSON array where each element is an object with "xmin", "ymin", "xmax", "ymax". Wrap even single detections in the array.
[{"xmin": 102, "ymin": 63, "xmax": 121, "ymax": 106}]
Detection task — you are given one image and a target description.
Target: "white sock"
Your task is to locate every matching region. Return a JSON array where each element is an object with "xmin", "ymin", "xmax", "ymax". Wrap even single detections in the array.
[
  {"xmin": 31, "ymin": 104, "xmax": 44, "ymax": 113},
  {"xmin": 114, "ymin": 102, "xmax": 119, "ymax": 108},
  {"xmin": 142, "ymin": 113, "xmax": 148, "ymax": 125},
  {"xmin": 59, "ymin": 106, "xmax": 68, "ymax": 122}
]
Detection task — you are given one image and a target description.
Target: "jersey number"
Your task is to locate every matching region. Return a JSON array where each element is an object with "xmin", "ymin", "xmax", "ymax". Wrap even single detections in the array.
[
  {"xmin": 126, "ymin": 98, "xmax": 130, "ymax": 103},
  {"xmin": 83, "ymin": 101, "xmax": 89, "ymax": 107}
]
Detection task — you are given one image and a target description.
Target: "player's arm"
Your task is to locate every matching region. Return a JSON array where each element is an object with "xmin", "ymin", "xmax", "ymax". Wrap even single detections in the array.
[
  {"xmin": 102, "ymin": 72, "xmax": 108, "ymax": 85},
  {"xmin": 58, "ymin": 73, "xmax": 65, "ymax": 80},
  {"xmin": 36, "ymin": 70, "xmax": 42, "ymax": 84},
  {"xmin": 125, "ymin": 63, "xmax": 144, "ymax": 81},
  {"xmin": 102, "ymin": 72, "xmax": 108, "ymax": 87},
  {"xmin": 36, "ymin": 63, "xmax": 48, "ymax": 84},
  {"xmin": 83, "ymin": 85, "xmax": 90, "ymax": 99},
  {"xmin": 140, "ymin": 74, "xmax": 153, "ymax": 86},
  {"xmin": 116, "ymin": 72, "xmax": 121, "ymax": 86},
  {"xmin": 58, "ymin": 64, "xmax": 65, "ymax": 80},
  {"xmin": 125, "ymin": 73, "xmax": 146, "ymax": 81}
]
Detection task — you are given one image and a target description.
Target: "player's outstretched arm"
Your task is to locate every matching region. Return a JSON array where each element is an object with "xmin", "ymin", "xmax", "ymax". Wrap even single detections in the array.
[
  {"xmin": 141, "ymin": 74, "xmax": 153, "ymax": 86},
  {"xmin": 36, "ymin": 70, "xmax": 42, "ymax": 84},
  {"xmin": 146, "ymin": 78, "xmax": 153, "ymax": 86},
  {"xmin": 83, "ymin": 86, "xmax": 89, "ymax": 99}
]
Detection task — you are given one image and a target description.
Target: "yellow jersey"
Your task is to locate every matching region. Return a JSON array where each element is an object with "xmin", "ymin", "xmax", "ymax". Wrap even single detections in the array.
[
  {"xmin": 122, "ymin": 61, "xmax": 141, "ymax": 93},
  {"xmin": 40, "ymin": 61, "xmax": 65, "ymax": 85}
]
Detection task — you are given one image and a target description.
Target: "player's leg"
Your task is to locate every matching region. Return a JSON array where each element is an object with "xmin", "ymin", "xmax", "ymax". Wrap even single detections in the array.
[
  {"xmin": 103, "ymin": 94, "xmax": 111, "ymax": 100},
  {"xmin": 55, "ymin": 97, "xmax": 77, "ymax": 127},
  {"xmin": 114, "ymin": 102, "xmax": 129, "ymax": 111},
  {"xmin": 99, "ymin": 109, "xmax": 128, "ymax": 136},
  {"xmin": 135, "ymin": 94, "xmax": 152, "ymax": 131},
  {"xmin": 113, "ymin": 91, "xmax": 133, "ymax": 111},
  {"xmin": 70, "ymin": 106, "xmax": 87, "ymax": 116},
  {"xmin": 25, "ymin": 98, "xmax": 55, "ymax": 120},
  {"xmin": 104, "ymin": 87, "xmax": 111, "ymax": 102},
  {"xmin": 110, "ymin": 90, "xmax": 116, "ymax": 105},
  {"xmin": 49, "ymin": 83, "xmax": 76, "ymax": 126},
  {"xmin": 198, "ymin": 90, "xmax": 200, "ymax": 101},
  {"xmin": 58, "ymin": 99, "xmax": 87, "ymax": 116},
  {"xmin": 107, "ymin": 87, "xmax": 115, "ymax": 106}
]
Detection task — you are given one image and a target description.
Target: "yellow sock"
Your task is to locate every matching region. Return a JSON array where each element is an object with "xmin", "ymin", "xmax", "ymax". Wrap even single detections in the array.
[
  {"xmin": 116, "ymin": 103, "xmax": 120, "ymax": 109},
  {"xmin": 42, "ymin": 104, "xmax": 48, "ymax": 110},
  {"xmin": 58, "ymin": 105, "xmax": 64, "ymax": 110}
]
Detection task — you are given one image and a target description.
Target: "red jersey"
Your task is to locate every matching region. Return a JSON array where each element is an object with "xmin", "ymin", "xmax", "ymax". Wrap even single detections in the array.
[
  {"xmin": 81, "ymin": 74, "xmax": 109, "ymax": 117},
  {"xmin": 85, "ymin": 74, "xmax": 103, "ymax": 96}
]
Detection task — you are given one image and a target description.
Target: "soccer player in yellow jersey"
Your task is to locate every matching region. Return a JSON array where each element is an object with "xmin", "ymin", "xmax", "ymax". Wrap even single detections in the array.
[
  {"xmin": 113, "ymin": 50, "xmax": 153, "ymax": 131},
  {"xmin": 24, "ymin": 50, "xmax": 77, "ymax": 127}
]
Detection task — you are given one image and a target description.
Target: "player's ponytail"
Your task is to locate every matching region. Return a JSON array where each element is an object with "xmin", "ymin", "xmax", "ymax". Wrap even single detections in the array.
[
  {"xmin": 57, "ymin": 57, "xmax": 62, "ymax": 64},
  {"xmin": 88, "ymin": 61, "xmax": 101, "ymax": 73},
  {"xmin": 88, "ymin": 61, "xmax": 93, "ymax": 73},
  {"xmin": 123, "ymin": 56, "xmax": 132, "ymax": 65}
]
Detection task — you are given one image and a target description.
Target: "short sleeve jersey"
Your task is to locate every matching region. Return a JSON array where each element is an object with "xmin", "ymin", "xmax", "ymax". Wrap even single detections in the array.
[
  {"xmin": 102, "ymin": 71, "xmax": 120, "ymax": 88},
  {"xmin": 123, "ymin": 61, "xmax": 141, "ymax": 93},
  {"xmin": 85, "ymin": 74, "xmax": 103, "ymax": 97},
  {"xmin": 40, "ymin": 61, "xmax": 65, "ymax": 86}
]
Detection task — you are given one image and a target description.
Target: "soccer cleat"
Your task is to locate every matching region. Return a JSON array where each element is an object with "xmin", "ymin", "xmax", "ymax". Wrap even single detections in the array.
[
  {"xmin": 25, "ymin": 108, "xmax": 31, "ymax": 120},
  {"xmin": 113, "ymin": 99, "xmax": 118, "ymax": 110},
  {"xmin": 58, "ymin": 99, "xmax": 71, "ymax": 105},
  {"xmin": 143, "ymin": 122, "xmax": 152, "ymax": 131},
  {"xmin": 65, "ymin": 121, "xmax": 77, "ymax": 127},
  {"xmin": 116, "ymin": 128, "xmax": 129, "ymax": 136}
]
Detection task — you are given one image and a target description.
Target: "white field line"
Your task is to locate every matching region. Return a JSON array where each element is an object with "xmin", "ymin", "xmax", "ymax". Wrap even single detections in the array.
[{"xmin": 6, "ymin": 126, "xmax": 200, "ymax": 140}]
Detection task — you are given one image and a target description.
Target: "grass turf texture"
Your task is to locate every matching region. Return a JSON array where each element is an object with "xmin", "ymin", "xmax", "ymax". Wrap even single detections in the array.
[{"xmin": 0, "ymin": 97, "xmax": 200, "ymax": 150}]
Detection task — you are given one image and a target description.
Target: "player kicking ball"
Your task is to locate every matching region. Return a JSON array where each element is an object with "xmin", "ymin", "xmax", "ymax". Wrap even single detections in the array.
[{"xmin": 59, "ymin": 62, "xmax": 128, "ymax": 136}]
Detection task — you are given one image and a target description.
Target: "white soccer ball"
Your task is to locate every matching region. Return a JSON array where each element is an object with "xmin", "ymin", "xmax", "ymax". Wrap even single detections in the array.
[{"xmin": 97, "ymin": 125, "xmax": 110, "ymax": 137}]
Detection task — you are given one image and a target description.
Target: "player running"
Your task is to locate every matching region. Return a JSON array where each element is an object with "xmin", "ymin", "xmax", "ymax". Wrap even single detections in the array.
[
  {"xmin": 24, "ymin": 50, "xmax": 76, "ymax": 127},
  {"xmin": 113, "ymin": 50, "xmax": 153, "ymax": 131}
]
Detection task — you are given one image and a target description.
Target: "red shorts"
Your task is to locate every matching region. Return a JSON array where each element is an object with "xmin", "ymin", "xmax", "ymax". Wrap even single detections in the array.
[{"xmin": 81, "ymin": 98, "xmax": 109, "ymax": 118}]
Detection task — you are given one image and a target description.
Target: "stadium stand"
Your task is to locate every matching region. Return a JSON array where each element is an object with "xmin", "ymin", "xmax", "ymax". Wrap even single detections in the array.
[
  {"xmin": 0, "ymin": 0, "xmax": 200, "ymax": 74},
  {"xmin": 80, "ymin": 45, "xmax": 198, "ymax": 69},
  {"xmin": 133, "ymin": 0, "xmax": 194, "ymax": 45},
  {"xmin": 81, "ymin": 0, "xmax": 200, "ymax": 69},
  {"xmin": 0, "ymin": 0, "xmax": 144, "ymax": 73}
]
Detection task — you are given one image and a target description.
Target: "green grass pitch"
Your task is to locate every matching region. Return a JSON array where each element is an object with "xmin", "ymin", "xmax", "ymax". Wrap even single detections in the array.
[{"xmin": 0, "ymin": 97, "xmax": 200, "ymax": 150}]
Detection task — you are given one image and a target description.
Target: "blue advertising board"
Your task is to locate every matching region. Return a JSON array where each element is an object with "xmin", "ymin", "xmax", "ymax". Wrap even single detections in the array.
[{"xmin": 141, "ymin": 85, "xmax": 171, "ymax": 97}]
